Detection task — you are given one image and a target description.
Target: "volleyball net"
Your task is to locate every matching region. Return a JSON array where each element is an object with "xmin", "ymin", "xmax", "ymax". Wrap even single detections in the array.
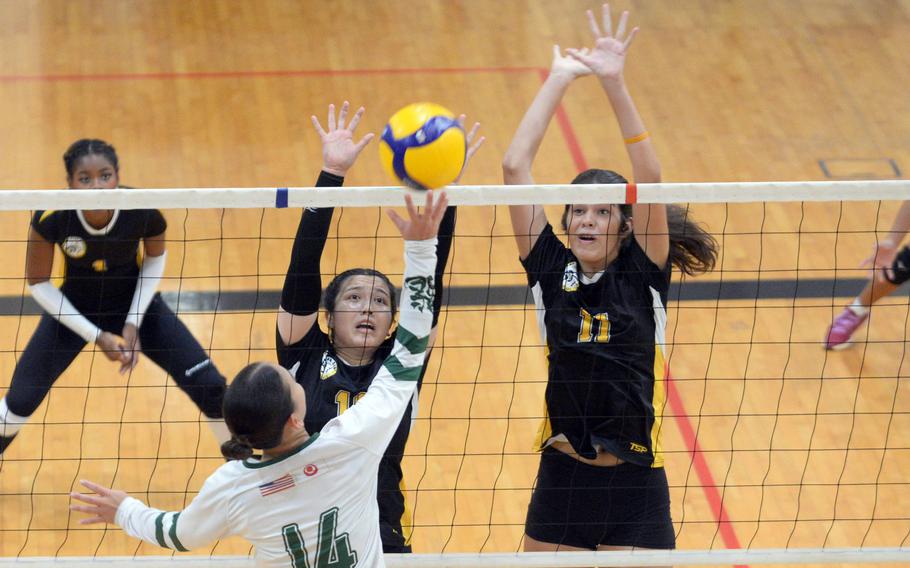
[{"xmin": 0, "ymin": 181, "xmax": 908, "ymax": 566}]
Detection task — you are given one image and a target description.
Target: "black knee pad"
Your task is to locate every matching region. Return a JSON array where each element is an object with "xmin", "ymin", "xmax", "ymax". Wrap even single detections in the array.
[
  {"xmin": 6, "ymin": 387, "xmax": 46, "ymax": 418},
  {"xmin": 885, "ymin": 246, "xmax": 910, "ymax": 285}
]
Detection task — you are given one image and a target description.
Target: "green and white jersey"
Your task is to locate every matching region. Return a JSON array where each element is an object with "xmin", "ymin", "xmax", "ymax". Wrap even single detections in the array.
[{"xmin": 113, "ymin": 238, "xmax": 438, "ymax": 568}]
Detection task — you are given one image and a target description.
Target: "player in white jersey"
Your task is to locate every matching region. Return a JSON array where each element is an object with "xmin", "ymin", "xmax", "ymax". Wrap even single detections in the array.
[{"xmin": 70, "ymin": 190, "xmax": 448, "ymax": 568}]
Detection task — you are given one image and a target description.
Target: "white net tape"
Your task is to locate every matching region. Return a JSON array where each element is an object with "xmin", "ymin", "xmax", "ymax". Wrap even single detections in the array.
[{"xmin": 2, "ymin": 180, "xmax": 910, "ymax": 210}]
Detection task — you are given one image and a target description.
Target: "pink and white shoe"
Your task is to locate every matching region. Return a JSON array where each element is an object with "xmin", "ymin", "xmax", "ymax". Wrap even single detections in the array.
[{"xmin": 824, "ymin": 308, "xmax": 869, "ymax": 350}]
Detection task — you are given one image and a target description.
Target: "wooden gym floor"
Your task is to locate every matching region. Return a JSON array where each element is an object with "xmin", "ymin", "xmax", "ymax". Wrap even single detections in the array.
[{"xmin": 0, "ymin": 0, "xmax": 908, "ymax": 563}]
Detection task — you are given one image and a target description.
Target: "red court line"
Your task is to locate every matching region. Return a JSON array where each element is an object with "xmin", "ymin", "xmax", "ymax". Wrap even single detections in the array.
[
  {"xmin": 0, "ymin": 66, "xmax": 541, "ymax": 83},
  {"xmin": 667, "ymin": 370, "xmax": 746, "ymax": 566},
  {"xmin": 548, "ymin": 74, "xmax": 746, "ymax": 561}
]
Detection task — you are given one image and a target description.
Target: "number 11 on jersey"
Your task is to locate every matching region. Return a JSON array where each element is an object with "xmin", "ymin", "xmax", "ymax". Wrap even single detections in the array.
[{"xmin": 578, "ymin": 307, "xmax": 611, "ymax": 343}]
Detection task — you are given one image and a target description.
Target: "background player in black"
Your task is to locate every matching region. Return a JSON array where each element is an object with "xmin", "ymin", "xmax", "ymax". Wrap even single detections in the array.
[
  {"xmin": 503, "ymin": 6, "xmax": 718, "ymax": 553},
  {"xmin": 0, "ymin": 139, "xmax": 229, "ymax": 456},
  {"xmin": 824, "ymin": 200, "xmax": 910, "ymax": 349},
  {"xmin": 275, "ymin": 102, "xmax": 482, "ymax": 553}
]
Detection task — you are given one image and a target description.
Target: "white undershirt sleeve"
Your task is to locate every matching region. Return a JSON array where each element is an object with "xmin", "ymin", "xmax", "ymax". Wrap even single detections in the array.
[
  {"xmin": 28, "ymin": 280, "xmax": 101, "ymax": 343},
  {"xmin": 114, "ymin": 469, "xmax": 231, "ymax": 551},
  {"xmin": 125, "ymin": 252, "xmax": 166, "ymax": 328}
]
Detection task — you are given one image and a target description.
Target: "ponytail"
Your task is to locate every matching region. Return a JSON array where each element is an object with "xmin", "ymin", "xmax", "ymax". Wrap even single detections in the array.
[
  {"xmin": 221, "ymin": 436, "xmax": 254, "ymax": 461},
  {"xmin": 666, "ymin": 204, "xmax": 718, "ymax": 276}
]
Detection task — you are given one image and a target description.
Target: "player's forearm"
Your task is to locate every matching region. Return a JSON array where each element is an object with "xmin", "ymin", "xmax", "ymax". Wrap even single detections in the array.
[
  {"xmin": 28, "ymin": 281, "xmax": 100, "ymax": 343},
  {"xmin": 115, "ymin": 497, "xmax": 191, "ymax": 551},
  {"xmin": 280, "ymin": 171, "xmax": 342, "ymax": 315},
  {"xmin": 600, "ymin": 76, "xmax": 661, "ymax": 183},
  {"xmin": 125, "ymin": 252, "xmax": 166, "ymax": 328},
  {"xmin": 115, "ymin": 495, "xmax": 225, "ymax": 552},
  {"xmin": 399, "ymin": 238, "xmax": 437, "ymax": 342},
  {"xmin": 502, "ymin": 73, "xmax": 573, "ymax": 178}
]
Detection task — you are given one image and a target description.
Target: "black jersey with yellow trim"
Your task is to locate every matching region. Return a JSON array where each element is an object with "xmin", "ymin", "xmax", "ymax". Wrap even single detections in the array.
[
  {"xmin": 31, "ymin": 209, "xmax": 167, "ymax": 314},
  {"xmin": 277, "ymin": 325, "xmax": 419, "ymax": 545},
  {"xmin": 522, "ymin": 223, "xmax": 671, "ymax": 467}
]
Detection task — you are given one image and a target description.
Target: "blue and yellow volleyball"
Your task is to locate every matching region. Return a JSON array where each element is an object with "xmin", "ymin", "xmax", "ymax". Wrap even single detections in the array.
[{"xmin": 379, "ymin": 102, "xmax": 466, "ymax": 190}]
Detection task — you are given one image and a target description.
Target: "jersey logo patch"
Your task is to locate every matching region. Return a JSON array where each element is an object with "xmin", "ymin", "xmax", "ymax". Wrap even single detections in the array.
[
  {"xmin": 62, "ymin": 236, "xmax": 87, "ymax": 259},
  {"xmin": 562, "ymin": 261, "xmax": 580, "ymax": 292},
  {"xmin": 404, "ymin": 275, "xmax": 435, "ymax": 312},
  {"xmin": 259, "ymin": 473, "xmax": 296, "ymax": 497},
  {"xmin": 320, "ymin": 351, "xmax": 338, "ymax": 380},
  {"xmin": 303, "ymin": 464, "xmax": 319, "ymax": 477},
  {"xmin": 630, "ymin": 442, "xmax": 648, "ymax": 453}
]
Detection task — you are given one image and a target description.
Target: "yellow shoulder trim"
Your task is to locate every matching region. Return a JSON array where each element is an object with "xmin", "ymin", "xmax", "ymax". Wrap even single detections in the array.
[{"xmin": 38, "ymin": 210, "xmax": 56, "ymax": 224}]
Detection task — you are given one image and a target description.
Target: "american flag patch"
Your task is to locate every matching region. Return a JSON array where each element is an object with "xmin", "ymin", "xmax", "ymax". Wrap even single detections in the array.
[{"xmin": 259, "ymin": 473, "xmax": 295, "ymax": 497}]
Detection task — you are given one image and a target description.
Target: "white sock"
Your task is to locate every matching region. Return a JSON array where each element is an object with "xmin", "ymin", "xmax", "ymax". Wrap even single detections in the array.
[
  {"xmin": 848, "ymin": 299, "xmax": 870, "ymax": 317},
  {"xmin": 206, "ymin": 419, "xmax": 232, "ymax": 445},
  {"xmin": 0, "ymin": 398, "xmax": 29, "ymax": 438}
]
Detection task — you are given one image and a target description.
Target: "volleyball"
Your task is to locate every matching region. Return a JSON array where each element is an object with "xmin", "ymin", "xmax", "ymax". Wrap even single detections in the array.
[{"xmin": 379, "ymin": 102, "xmax": 466, "ymax": 190}]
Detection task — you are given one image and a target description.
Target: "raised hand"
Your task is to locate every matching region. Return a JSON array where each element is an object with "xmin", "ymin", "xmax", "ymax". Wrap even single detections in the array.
[
  {"xmin": 862, "ymin": 239, "xmax": 900, "ymax": 282},
  {"xmin": 70, "ymin": 479, "xmax": 129, "ymax": 525},
  {"xmin": 387, "ymin": 191, "xmax": 449, "ymax": 241},
  {"xmin": 567, "ymin": 4, "xmax": 639, "ymax": 80},
  {"xmin": 550, "ymin": 44, "xmax": 592, "ymax": 80},
  {"xmin": 311, "ymin": 101, "xmax": 375, "ymax": 177},
  {"xmin": 453, "ymin": 115, "xmax": 485, "ymax": 184}
]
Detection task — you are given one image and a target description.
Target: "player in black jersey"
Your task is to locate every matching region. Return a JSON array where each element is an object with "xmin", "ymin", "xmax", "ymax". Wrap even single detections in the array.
[
  {"xmin": 0, "ymin": 139, "xmax": 229, "ymax": 457},
  {"xmin": 503, "ymin": 6, "xmax": 718, "ymax": 553},
  {"xmin": 275, "ymin": 102, "xmax": 483, "ymax": 553}
]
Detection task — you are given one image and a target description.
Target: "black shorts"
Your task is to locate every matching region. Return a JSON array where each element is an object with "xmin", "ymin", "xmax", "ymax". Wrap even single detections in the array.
[
  {"xmin": 884, "ymin": 246, "xmax": 910, "ymax": 285},
  {"xmin": 525, "ymin": 447, "xmax": 675, "ymax": 550},
  {"xmin": 380, "ymin": 521, "xmax": 411, "ymax": 554}
]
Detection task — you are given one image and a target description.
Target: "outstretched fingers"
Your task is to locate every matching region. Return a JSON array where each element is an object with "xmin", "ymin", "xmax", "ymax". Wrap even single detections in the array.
[
  {"xmin": 566, "ymin": 47, "xmax": 595, "ymax": 67},
  {"xmin": 387, "ymin": 191, "xmax": 449, "ymax": 240},
  {"xmin": 310, "ymin": 115, "xmax": 328, "ymax": 138},
  {"xmin": 587, "ymin": 8, "xmax": 603, "ymax": 38},
  {"xmin": 418, "ymin": 190, "xmax": 449, "ymax": 233},
  {"xmin": 623, "ymin": 26, "xmax": 640, "ymax": 50},
  {"xmin": 614, "ymin": 9, "xmax": 628, "ymax": 40},
  {"xmin": 336, "ymin": 101, "xmax": 350, "ymax": 130},
  {"xmin": 347, "ymin": 106, "xmax": 366, "ymax": 133},
  {"xmin": 354, "ymin": 132, "xmax": 375, "ymax": 153},
  {"xmin": 79, "ymin": 479, "xmax": 112, "ymax": 496},
  {"xmin": 386, "ymin": 193, "xmax": 417, "ymax": 235}
]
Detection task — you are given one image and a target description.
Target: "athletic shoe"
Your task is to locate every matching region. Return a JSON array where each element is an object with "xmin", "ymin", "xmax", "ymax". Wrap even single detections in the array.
[{"xmin": 824, "ymin": 308, "xmax": 868, "ymax": 350}]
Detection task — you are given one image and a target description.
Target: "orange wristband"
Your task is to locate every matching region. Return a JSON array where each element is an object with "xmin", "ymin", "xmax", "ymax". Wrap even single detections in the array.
[{"xmin": 624, "ymin": 131, "xmax": 650, "ymax": 145}]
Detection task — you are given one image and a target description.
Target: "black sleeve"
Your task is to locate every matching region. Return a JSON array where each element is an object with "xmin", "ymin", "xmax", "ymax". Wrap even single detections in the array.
[
  {"xmin": 520, "ymin": 223, "xmax": 567, "ymax": 292},
  {"xmin": 624, "ymin": 234, "xmax": 671, "ymax": 292},
  {"xmin": 431, "ymin": 206, "xmax": 456, "ymax": 327},
  {"xmin": 279, "ymin": 171, "xmax": 344, "ymax": 316},
  {"xmin": 276, "ymin": 321, "xmax": 329, "ymax": 369},
  {"xmin": 31, "ymin": 211, "xmax": 58, "ymax": 243},
  {"xmin": 143, "ymin": 209, "xmax": 168, "ymax": 238}
]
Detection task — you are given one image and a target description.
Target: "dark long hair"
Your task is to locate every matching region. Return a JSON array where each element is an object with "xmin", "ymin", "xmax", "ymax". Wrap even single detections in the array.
[
  {"xmin": 323, "ymin": 268, "xmax": 398, "ymax": 322},
  {"xmin": 562, "ymin": 168, "xmax": 718, "ymax": 275},
  {"xmin": 63, "ymin": 139, "xmax": 120, "ymax": 177},
  {"xmin": 220, "ymin": 363, "xmax": 295, "ymax": 460}
]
